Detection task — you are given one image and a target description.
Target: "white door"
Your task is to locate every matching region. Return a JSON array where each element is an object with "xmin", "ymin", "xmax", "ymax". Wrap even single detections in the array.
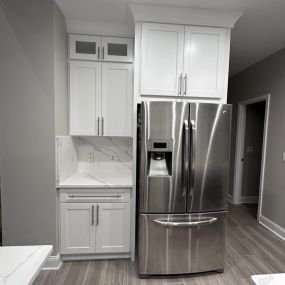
[
  {"xmin": 183, "ymin": 26, "xmax": 226, "ymax": 98},
  {"xmin": 102, "ymin": 37, "xmax": 133, "ymax": 63},
  {"xmin": 69, "ymin": 34, "xmax": 102, "ymax": 61},
  {"xmin": 141, "ymin": 23, "xmax": 184, "ymax": 96},
  {"xmin": 61, "ymin": 203, "xmax": 95, "ymax": 254},
  {"xmin": 95, "ymin": 203, "xmax": 130, "ymax": 253},
  {"xmin": 69, "ymin": 61, "xmax": 101, "ymax": 136},
  {"xmin": 101, "ymin": 63, "xmax": 132, "ymax": 136}
]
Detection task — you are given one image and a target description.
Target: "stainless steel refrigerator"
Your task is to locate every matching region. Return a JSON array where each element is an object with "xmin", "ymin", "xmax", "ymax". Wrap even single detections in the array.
[{"xmin": 137, "ymin": 101, "xmax": 231, "ymax": 277}]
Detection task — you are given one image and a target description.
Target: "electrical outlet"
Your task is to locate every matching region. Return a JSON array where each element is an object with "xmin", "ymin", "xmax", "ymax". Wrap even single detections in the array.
[{"xmin": 88, "ymin": 152, "xmax": 95, "ymax": 163}]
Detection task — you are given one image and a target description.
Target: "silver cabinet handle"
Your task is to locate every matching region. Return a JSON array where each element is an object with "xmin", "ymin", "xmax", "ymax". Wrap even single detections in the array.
[
  {"xmin": 184, "ymin": 74, "xmax": 187, "ymax": 95},
  {"xmin": 97, "ymin": 117, "xmax": 100, "ymax": 136},
  {"xmin": 178, "ymin": 74, "xmax": 182, "ymax": 95},
  {"xmin": 102, "ymin": 47, "xmax": 105, "ymax": 60},
  {"xmin": 96, "ymin": 205, "xmax": 99, "ymax": 225},
  {"xmin": 182, "ymin": 120, "xmax": 190, "ymax": 197},
  {"xmin": 101, "ymin": 117, "xmax": 104, "ymax": 136},
  {"xmin": 91, "ymin": 205, "xmax": 94, "ymax": 226},
  {"xmin": 153, "ymin": 217, "xmax": 217, "ymax": 227},
  {"xmin": 98, "ymin": 47, "xmax": 100, "ymax": 60}
]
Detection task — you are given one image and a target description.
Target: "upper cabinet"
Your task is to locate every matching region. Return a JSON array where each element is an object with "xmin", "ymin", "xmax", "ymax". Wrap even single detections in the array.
[
  {"xmin": 140, "ymin": 23, "xmax": 229, "ymax": 100},
  {"xmin": 69, "ymin": 34, "xmax": 133, "ymax": 63},
  {"xmin": 141, "ymin": 23, "xmax": 184, "ymax": 96}
]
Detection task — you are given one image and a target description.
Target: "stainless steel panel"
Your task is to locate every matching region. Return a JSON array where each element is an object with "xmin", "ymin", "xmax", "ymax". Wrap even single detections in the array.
[
  {"xmin": 139, "ymin": 101, "xmax": 189, "ymax": 213},
  {"xmin": 188, "ymin": 103, "xmax": 231, "ymax": 213},
  {"xmin": 138, "ymin": 211, "xmax": 226, "ymax": 275}
]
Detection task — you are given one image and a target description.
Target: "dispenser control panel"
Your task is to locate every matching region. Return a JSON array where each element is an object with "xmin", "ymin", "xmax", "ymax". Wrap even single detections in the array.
[{"xmin": 148, "ymin": 139, "xmax": 173, "ymax": 152}]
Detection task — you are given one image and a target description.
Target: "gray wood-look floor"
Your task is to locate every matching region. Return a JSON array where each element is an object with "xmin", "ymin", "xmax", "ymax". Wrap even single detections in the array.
[{"xmin": 34, "ymin": 203, "xmax": 285, "ymax": 285}]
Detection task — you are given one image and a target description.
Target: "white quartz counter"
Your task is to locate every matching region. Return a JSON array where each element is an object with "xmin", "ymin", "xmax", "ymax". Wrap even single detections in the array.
[
  {"xmin": 0, "ymin": 245, "xmax": 52, "ymax": 285},
  {"xmin": 58, "ymin": 162, "xmax": 133, "ymax": 189},
  {"xmin": 252, "ymin": 274, "xmax": 285, "ymax": 285}
]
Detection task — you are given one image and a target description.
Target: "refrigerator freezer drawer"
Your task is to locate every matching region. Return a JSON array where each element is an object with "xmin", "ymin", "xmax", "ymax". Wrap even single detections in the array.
[{"xmin": 138, "ymin": 211, "xmax": 226, "ymax": 276}]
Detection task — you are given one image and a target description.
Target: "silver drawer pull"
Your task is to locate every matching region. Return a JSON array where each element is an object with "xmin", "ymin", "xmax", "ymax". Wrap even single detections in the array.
[
  {"xmin": 153, "ymin": 217, "xmax": 217, "ymax": 227},
  {"xmin": 68, "ymin": 195, "xmax": 122, "ymax": 199}
]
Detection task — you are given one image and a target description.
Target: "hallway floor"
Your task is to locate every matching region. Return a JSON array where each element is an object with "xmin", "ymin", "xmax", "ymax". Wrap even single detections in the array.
[{"xmin": 34, "ymin": 203, "xmax": 285, "ymax": 285}]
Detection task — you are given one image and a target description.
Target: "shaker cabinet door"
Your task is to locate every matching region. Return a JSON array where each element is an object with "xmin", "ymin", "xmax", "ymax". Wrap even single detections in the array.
[
  {"xmin": 69, "ymin": 61, "xmax": 101, "ymax": 136},
  {"xmin": 95, "ymin": 203, "xmax": 130, "ymax": 253},
  {"xmin": 183, "ymin": 26, "xmax": 226, "ymax": 98},
  {"xmin": 141, "ymin": 23, "xmax": 184, "ymax": 96},
  {"xmin": 101, "ymin": 63, "xmax": 132, "ymax": 136},
  {"xmin": 61, "ymin": 203, "xmax": 96, "ymax": 254}
]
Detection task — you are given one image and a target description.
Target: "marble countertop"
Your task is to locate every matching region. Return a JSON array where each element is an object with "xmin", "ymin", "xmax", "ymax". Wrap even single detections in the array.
[
  {"xmin": 0, "ymin": 245, "xmax": 52, "ymax": 285},
  {"xmin": 252, "ymin": 274, "xmax": 285, "ymax": 284}
]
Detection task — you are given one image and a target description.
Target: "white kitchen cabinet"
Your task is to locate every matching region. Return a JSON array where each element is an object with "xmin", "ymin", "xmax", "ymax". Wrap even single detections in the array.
[
  {"xmin": 69, "ymin": 61, "xmax": 101, "ymax": 136},
  {"xmin": 183, "ymin": 26, "xmax": 226, "ymax": 98},
  {"xmin": 69, "ymin": 34, "xmax": 133, "ymax": 63},
  {"xmin": 69, "ymin": 61, "xmax": 132, "ymax": 136},
  {"xmin": 95, "ymin": 203, "xmax": 130, "ymax": 253},
  {"xmin": 61, "ymin": 203, "xmax": 96, "ymax": 254},
  {"xmin": 102, "ymin": 37, "xmax": 133, "ymax": 63},
  {"xmin": 141, "ymin": 23, "xmax": 184, "ymax": 96},
  {"xmin": 69, "ymin": 34, "xmax": 101, "ymax": 61},
  {"xmin": 101, "ymin": 63, "xmax": 132, "ymax": 136},
  {"xmin": 140, "ymin": 22, "xmax": 229, "ymax": 100}
]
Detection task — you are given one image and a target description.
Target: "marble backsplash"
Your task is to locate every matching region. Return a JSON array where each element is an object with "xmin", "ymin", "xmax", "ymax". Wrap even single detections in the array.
[{"xmin": 56, "ymin": 136, "xmax": 133, "ymax": 185}]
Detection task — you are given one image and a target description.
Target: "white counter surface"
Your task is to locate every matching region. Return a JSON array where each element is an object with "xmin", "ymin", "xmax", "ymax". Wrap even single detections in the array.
[
  {"xmin": 252, "ymin": 274, "xmax": 285, "ymax": 285},
  {"xmin": 0, "ymin": 245, "xmax": 52, "ymax": 285}
]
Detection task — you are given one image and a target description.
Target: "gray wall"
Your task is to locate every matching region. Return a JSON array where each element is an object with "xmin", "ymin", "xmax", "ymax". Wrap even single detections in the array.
[
  {"xmin": 0, "ymin": 0, "xmax": 67, "ymax": 253},
  {"xmin": 228, "ymin": 48, "xmax": 285, "ymax": 228},
  {"xmin": 241, "ymin": 102, "xmax": 265, "ymax": 197}
]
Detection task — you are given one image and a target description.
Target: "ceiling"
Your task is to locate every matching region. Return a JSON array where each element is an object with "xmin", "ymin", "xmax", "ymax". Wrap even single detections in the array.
[{"xmin": 55, "ymin": 0, "xmax": 285, "ymax": 76}]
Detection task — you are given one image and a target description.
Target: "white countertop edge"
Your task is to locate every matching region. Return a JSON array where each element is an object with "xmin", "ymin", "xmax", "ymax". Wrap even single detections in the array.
[{"xmin": 251, "ymin": 273, "xmax": 285, "ymax": 285}]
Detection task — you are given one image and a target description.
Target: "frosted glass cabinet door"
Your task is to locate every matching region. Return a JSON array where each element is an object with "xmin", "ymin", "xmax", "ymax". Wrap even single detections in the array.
[
  {"xmin": 69, "ymin": 34, "xmax": 101, "ymax": 60},
  {"xmin": 183, "ymin": 26, "xmax": 226, "ymax": 98},
  {"xmin": 141, "ymin": 23, "xmax": 184, "ymax": 96},
  {"xmin": 101, "ymin": 63, "xmax": 132, "ymax": 136},
  {"xmin": 69, "ymin": 61, "xmax": 101, "ymax": 136},
  {"xmin": 61, "ymin": 203, "xmax": 95, "ymax": 254},
  {"xmin": 95, "ymin": 203, "xmax": 130, "ymax": 253},
  {"xmin": 102, "ymin": 37, "xmax": 133, "ymax": 62}
]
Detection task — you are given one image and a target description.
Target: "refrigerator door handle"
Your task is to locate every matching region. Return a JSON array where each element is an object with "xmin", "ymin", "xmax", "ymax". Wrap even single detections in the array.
[
  {"xmin": 183, "ymin": 120, "xmax": 190, "ymax": 196},
  {"xmin": 153, "ymin": 217, "xmax": 217, "ymax": 227},
  {"xmin": 190, "ymin": 120, "xmax": 196, "ymax": 192}
]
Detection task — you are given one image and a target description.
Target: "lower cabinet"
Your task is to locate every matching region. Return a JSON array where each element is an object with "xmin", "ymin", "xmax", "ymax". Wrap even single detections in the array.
[{"xmin": 60, "ymin": 201, "xmax": 130, "ymax": 255}]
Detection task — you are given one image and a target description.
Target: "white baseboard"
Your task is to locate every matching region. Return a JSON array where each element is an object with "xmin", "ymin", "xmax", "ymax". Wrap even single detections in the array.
[
  {"xmin": 240, "ymin": 195, "xmax": 258, "ymax": 203},
  {"xmin": 259, "ymin": 215, "xmax": 285, "ymax": 241},
  {"xmin": 228, "ymin": 194, "xmax": 233, "ymax": 203},
  {"xmin": 42, "ymin": 253, "xmax": 62, "ymax": 270}
]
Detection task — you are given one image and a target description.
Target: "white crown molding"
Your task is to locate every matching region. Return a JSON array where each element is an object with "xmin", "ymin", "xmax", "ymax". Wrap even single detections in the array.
[
  {"xmin": 128, "ymin": 3, "xmax": 243, "ymax": 28},
  {"xmin": 42, "ymin": 253, "xmax": 62, "ymax": 270}
]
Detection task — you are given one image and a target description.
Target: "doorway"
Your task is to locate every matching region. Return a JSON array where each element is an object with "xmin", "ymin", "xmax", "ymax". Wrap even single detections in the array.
[{"xmin": 233, "ymin": 94, "xmax": 270, "ymax": 221}]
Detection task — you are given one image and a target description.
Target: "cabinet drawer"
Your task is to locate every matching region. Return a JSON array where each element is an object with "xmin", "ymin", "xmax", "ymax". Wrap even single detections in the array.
[{"xmin": 59, "ymin": 190, "xmax": 130, "ymax": 203}]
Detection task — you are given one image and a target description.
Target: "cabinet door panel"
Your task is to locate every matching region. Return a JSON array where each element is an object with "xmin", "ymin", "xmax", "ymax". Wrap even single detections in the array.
[
  {"xmin": 102, "ymin": 37, "xmax": 133, "ymax": 62},
  {"xmin": 61, "ymin": 203, "xmax": 95, "ymax": 254},
  {"xmin": 70, "ymin": 61, "xmax": 101, "ymax": 135},
  {"xmin": 184, "ymin": 26, "xmax": 226, "ymax": 98},
  {"xmin": 69, "ymin": 34, "xmax": 101, "ymax": 60},
  {"xmin": 101, "ymin": 63, "xmax": 132, "ymax": 136},
  {"xmin": 95, "ymin": 203, "xmax": 130, "ymax": 253},
  {"xmin": 141, "ymin": 23, "xmax": 184, "ymax": 96}
]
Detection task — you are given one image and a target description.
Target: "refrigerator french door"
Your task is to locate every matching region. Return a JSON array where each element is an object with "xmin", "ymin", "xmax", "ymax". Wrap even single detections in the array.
[{"xmin": 137, "ymin": 101, "xmax": 231, "ymax": 276}]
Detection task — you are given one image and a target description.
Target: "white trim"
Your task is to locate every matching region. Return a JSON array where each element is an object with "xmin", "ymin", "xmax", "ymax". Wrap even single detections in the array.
[
  {"xmin": 232, "ymin": 94, "xmax": 270, "ymax": 224},
  {"xmin": 228, "ymin": 194, "xmax": 233, "ymax": 203},
  {"xmin": 128, "ymin": 4, "xmax": 243, "ymax": 28},
  {"xmin": 259, "ymin": 215, "xmax": 285, "ymax": 241},
  {"xmin": 240, "ymin": 196, "xmax": 258, "ymax": 204},
  {"xmin": 42, "ymin": 253, "xmax": 62, "ymax": 270},
  {"xmin": 62, "ymin": 253, "xmax": 131, "ymax": 261}
]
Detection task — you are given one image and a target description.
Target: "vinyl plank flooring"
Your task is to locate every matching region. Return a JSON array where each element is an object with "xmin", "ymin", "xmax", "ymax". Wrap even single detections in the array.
[{"xmin": 34, "ymin": 204, "xmax": 285, "ymax": 285}]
